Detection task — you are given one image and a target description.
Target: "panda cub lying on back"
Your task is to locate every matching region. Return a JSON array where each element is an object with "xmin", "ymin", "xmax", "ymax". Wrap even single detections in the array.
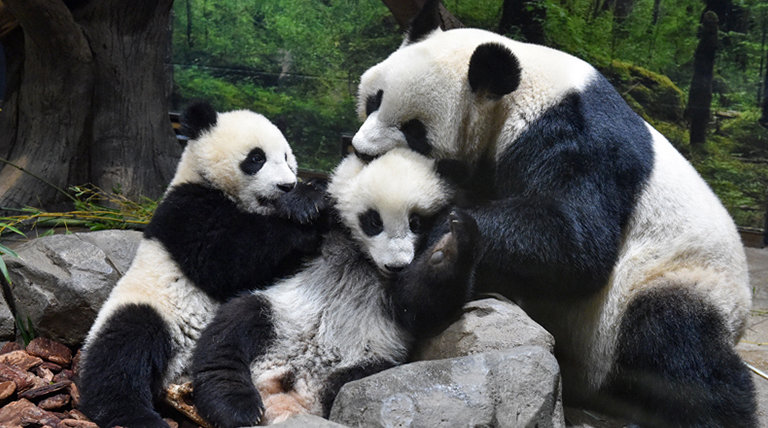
[
  {"xmin": 78, "ymin": 102, "xmax": 327, "ymax": 428},
  {"xmin": 191, "ymin": 148, "xmax": 478, "ymax": 427}
]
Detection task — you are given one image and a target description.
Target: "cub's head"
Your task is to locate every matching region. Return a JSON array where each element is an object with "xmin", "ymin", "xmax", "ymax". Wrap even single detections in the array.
[
  {"xmin": 328, "ymin": 148, "xmax": 453, "ymax": 276},
  {"xmin": 175, "ymin": 102, "xmax": 298, "ymax": 214}
]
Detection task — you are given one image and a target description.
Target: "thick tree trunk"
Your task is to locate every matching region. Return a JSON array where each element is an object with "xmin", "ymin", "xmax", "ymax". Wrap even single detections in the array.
[
  {"xmin": 0, "ymin": 0, "xmax": 178, "ymax": 212},
  {"xmin": 498, "ymin": 0, "xmax": 546, "ymax": 45},
  {"xmin": 0, "ymin": 0, "xmax": 94, "ymax": 210},
  {"xmin": 81, "ymin": 0, "xmax": 178, "ymax": 199},
  {"xmin": 686, "ymin": 11, "xmax": 719, "ymax": 148},
  {"xmin": 380, "ymin": 0, "xmax": 462, "ymax": 31}
]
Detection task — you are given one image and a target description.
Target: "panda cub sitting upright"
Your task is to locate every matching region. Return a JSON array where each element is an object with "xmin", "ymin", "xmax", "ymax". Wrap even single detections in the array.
[
  {"xmin": 351, "ymin": 1, "xmax": 755, "ymax": 426},
  {"xmin": 191, "ymin": 148, "xmax": 478, "ymax": 427},
  {"xmin": 78, "ymin": 102, "xmax": 327, "ymax": 428}
]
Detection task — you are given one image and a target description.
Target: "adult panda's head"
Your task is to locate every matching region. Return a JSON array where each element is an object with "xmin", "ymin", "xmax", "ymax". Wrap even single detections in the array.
[
  {"xmin": 328, "ymin": 147, "xmax": 453, "ymax": 276},
  {"xmin": 174, "ymin": 102, "xmax": 298, "ymax": 215},
  {"xmin": 352, "ymin": 0, "xmax": 594, "ymax": 163}
]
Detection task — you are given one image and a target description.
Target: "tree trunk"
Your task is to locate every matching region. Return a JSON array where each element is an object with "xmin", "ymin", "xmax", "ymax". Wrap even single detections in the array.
[
  {"xmin": 761, "ymin": 49, "xmax": 768, "ymax": 128},
  {"xmin": 646, "ymin": 0, "xmax": 662, "ymax": 60},
  {"xmin": 380, "ymin": 0, "xmax": 462, "ymax": 31},
  {"xmin": 0, "ymin": 0, "xmax": 179, "ymax": 212},
  {"xmin": 498, "ymin": 0, "xmax": 546, "ymax": 45},
  {"xmin": 686, "ymin": 10, "xmax": 719, "ymax": 148}
]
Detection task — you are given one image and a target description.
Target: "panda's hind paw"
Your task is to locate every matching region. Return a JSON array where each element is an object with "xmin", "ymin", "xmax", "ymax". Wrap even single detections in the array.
[{"xmin": 429, "ymin": 209, "xmax": 477, "ymax": 268}]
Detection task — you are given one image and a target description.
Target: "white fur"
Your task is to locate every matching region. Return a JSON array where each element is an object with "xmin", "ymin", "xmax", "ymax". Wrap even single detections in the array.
[
  {"xmin": 329, "ymin": 147, "xmax": 453, "ymax": 272},
  {"xmin": 521, "ymin": 126, "xmax": 750, "ymax": 393},
  {"xmin": 245, "ymin": 149, "xmax": 451, "ymax": 423},
  {"xmin": 353, "ymin": 28, "xmax": 751, "ymax": 403},
  {"xmin": 354, "ymin": 28, "xmax": 594, "ymax": 162},
  {"xmin": 84, "ymin": 239, "xmax": 218, "ymax": 384},
  {"xmin": 171, "ymin": 110, "xmax": 298, "ymax": 215},
  {"xmin": 85, "ymin": 108, "xmax": 297, "ymax": 385}
]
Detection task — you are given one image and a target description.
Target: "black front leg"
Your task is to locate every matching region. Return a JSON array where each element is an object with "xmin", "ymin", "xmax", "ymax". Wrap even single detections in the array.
[
  {"xmin": 274, "ymin": 179, "xmax": 329, "ymax": 225},
  {"xmin": 78, "ymin": 304, "xmax": 174, "ymax": 428},
  {"xmin": 192, "ymin": 294, "xmax": 276, "ymax": 428},
  {"xmin": 392, "ymin": 209, "xmax": 478, "ymax": 339}
]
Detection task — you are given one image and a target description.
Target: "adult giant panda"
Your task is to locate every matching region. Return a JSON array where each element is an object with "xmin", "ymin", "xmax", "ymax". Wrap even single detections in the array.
[
  {"xmin": 78, "ymin": 102, "xmax": 327, "ymax": 428},
  {"xmin": 351, "ymin": 1, "xmax": 755, "ymax": 426},
  {"xmin": 190, "ymin": 148, "xmax": 478, "ymax": 427}
]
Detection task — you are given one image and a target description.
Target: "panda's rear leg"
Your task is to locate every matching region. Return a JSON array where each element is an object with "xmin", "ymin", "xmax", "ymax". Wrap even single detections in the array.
[
  {"xmin": 78, "ymin": 303, "xmax": 174, "ymax": 428},
  {"xmin": 603, "ymin": 287, "xmax": 757, "ymax": 427},
  {"xmin": 192, "ymin": 294, "xmax": 276, "ymax": 428},
  {"xmin": 394, "ymin": 209, "xmax": 478, "ymax": 338}
]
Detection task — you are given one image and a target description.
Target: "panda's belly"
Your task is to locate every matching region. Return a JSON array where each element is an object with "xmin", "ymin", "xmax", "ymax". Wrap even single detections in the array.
[
  {"xmin": 523, "ymin": 125, "xmax": 750, "ymax": 391},
  {"xmin": 250, "ymin": 273, "xmax": 409, "ymax": 420},
  {"xmin": 86, "ymin": 238, "xmax": 219, "ymax": 383}
]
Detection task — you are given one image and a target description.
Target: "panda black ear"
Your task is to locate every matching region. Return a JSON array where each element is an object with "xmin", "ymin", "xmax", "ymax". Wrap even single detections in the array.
[
  {"xmin": 468, "ymin": 43, "xmax": 521, "ymax": 99},
  {"xmin": 181, "ymin": 101, "xmax": 218, "ymax": 140},
  {"xmin": 404, "ymin": 0, "xmax": 442, "ymax": 45}
]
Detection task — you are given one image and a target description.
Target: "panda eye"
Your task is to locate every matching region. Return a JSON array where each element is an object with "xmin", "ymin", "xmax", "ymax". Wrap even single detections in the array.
[
  {"xmin": 240, "ymin": 148, "xmax": 266, "ymax": 175},
  {"xmin": 358, "ymin": 209, "xmax": 383, "ymax": 237},
  {"xmin": 365, "ymin": 89, "xmax": 384, "ymax": 116},
  {"xmin": 409, "ymin": 213, "xmax": 422, "ymax": 233},
  {"xmin": 400, "ymin": 119, "xmax": 430, "ymax": 156}
]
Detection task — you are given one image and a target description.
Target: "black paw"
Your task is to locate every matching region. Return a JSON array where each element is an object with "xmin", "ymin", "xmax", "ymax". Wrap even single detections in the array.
[
  {"xmin": 193, "ymin": 370, "xmax": 265, "ymax": 428},
  {"xmin": 426, "ymin": 209, "xmax": 478, "ymax": 273},
  {"xmin": 393, "ymin": 209, "xmax": 478, "ymax": 337},
  {"xmin": 274, "ymin": 180, "xmax": 329, "ymax": 225}
]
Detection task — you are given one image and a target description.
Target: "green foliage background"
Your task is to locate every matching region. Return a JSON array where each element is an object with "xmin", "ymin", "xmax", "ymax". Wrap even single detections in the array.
[{"xmin": 172, "ymin": 0, "xmax": 768, "ymax": 228}]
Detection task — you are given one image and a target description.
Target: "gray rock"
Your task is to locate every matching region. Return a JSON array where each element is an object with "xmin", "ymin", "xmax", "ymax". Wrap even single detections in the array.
[
  {"xmin": 268, "ymin": 414, "xmax": 349, "ymax": 427},
  {"xmin": 2, "ymin": 230, "xmax": 142, "ymax": 346},
  {"xmin": 330, "ymin": 347, "xmax": 565, "ymax": 428},
  {"xmin": 0, "ymin": 299, "xmax": 14, "ymax": 340},
  {"xmin": 414, "ymin": 297, "xmax": 555, "ymax": 361}
]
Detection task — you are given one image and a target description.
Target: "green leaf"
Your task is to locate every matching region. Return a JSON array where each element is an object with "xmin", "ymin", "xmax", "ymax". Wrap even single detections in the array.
[
  {"xmin": 0, "ymin": 257, "xmax": 10, "ymax": 286},
  {"xmin": 0, "ymin": 243, "xmax": 18, "ymax": 259}
]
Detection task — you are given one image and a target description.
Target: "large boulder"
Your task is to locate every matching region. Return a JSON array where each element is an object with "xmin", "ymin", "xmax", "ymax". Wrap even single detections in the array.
[
  {"xmin": 414, "ymin": 296, "xmax": 555, "ymax": 360},
  {"xmin": 2, "ymin": 230, "xmax": 141, "ymax": 346},
  {"xmin": 0, "ymin": 300, "xmax": 13, "ymax": 341},
  {"xmin": 330, "ymin": 347, "xmax": 565, "ymax": 428}
]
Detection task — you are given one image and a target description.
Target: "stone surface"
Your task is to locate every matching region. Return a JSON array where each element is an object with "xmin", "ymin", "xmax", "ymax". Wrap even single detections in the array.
[
  {"xmin": 2, "ymin": 230, "xmax": 141, "ymax": 346},
  {"xmin": 414, "ymin": 297, "xmax": 554, "ymax": 361},
  {"xmin": 737, "ymin": 247, "xmax": 768, "ymax": 428},
  {"xmin": 0, "ymin": 301, "xmax": 14, "ymax": 342},
  {"xmin": 268, "ymin": 414, "xmax": 348, "ymax": 427},
  {"xmin": 330, "ymin": 347, "xmax": 564, "ymax": 428}
]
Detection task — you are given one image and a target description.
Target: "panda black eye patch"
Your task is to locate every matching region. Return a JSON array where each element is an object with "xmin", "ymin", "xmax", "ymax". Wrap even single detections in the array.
[
  {"xmin": 400, "ymin": 119, "xmax": 431, "ymax": 156},
  {"xmin": 359, "ymin": 209, "xmax": 384, "ymax": 236},
  {"xmin": 240, "ymin": 148, "xmax": 266, "ymax": 175},
  {"xmin": 365, "ymin": 90, "xmax": 384, "ymax": 116}
]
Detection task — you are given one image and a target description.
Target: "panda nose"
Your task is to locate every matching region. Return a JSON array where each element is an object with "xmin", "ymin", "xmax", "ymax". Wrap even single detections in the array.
[
  {"xmin": 384, "ymin": 264, "xmax": 406, "ymax": 273},
  {"xmin": 277, "ymin": 182, "xmax": 295, "ymax": 192}
]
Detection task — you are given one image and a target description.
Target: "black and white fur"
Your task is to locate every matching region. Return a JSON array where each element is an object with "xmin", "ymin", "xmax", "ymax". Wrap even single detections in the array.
[
  {"xmin": 191, "ymin": 148, "xmax": 477, "ymax": 427},
  {"xmin": 78, "ymin": 102, "xmax": 326, "ymax": 428},
  {"xmin": 351, "ymin": 2, "xmax": 755, "ymax": 426}
]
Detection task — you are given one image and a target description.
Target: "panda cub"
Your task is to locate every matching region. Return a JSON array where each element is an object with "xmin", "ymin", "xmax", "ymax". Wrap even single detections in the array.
[
  {"xmin": 191, "ymin": 148, "xmax": 478, "ymax": 427},
  {"xmin": 78, "ymin": 102, "xmax": 327, "ymax": 428},
  {"xmin": 351, "ymin": 1, "xmax": 755, "ymax": 426}
]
